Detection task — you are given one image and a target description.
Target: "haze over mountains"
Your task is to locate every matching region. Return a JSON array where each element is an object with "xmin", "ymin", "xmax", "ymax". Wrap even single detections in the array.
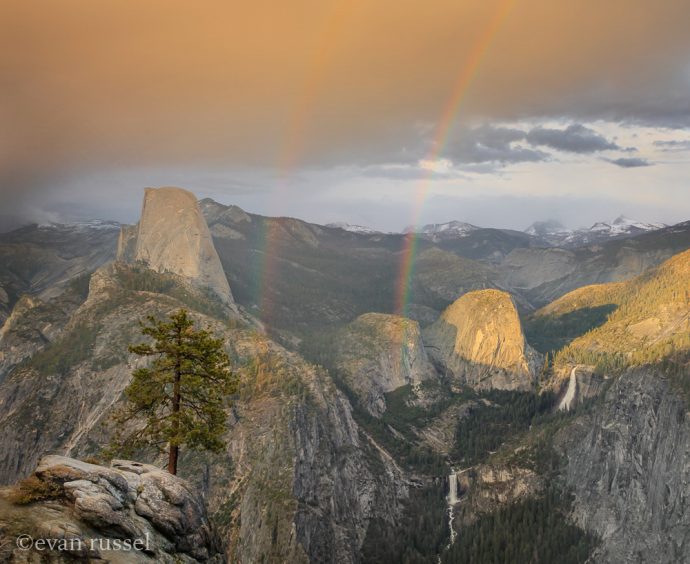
[{"xmin": 0, "ymin": 186, "xmax": 689, "ymax": 563}]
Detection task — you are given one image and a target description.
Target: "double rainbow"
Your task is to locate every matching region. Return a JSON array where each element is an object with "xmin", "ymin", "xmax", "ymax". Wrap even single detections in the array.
[{"xmin": 252, "ymin": 0, "xmax": 513, "ymax": 326}]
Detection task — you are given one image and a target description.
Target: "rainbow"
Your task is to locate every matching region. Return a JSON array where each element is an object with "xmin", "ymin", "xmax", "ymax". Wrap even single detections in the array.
[
  {"xmin": 250, "ymin": 0, "xmax": 513, "ymax": 326},
  {"xmin": 394, "ymin": 0, "xmax": 514, "ymax": 317},
  {"xmin": 252, "ymin": 0, "xmax": 360, "ymax": 324}
]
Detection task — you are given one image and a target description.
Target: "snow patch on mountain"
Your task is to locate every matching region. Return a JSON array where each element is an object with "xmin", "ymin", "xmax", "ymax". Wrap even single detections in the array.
[
  {"xmin": 326, "ymin": 222, "xmax": 381, "ymax": 234},
  {"xmin": 404, "ymin": 220, "xmax": 481, "ymax": 241},
  {"xmin": 525, "ymin": 215, "xmax": 667, "ymax": 246}
]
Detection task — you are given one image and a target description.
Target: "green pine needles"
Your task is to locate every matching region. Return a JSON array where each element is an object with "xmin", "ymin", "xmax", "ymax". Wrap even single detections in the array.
[{"xmin": 110, "ymin": 309, "xmax": 237, "ymax": 474}]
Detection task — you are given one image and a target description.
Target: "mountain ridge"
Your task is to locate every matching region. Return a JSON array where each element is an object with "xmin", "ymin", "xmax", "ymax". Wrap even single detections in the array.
[{"xmin": 2, "ymin": 188, "xmax": 690, "ymax": 563}]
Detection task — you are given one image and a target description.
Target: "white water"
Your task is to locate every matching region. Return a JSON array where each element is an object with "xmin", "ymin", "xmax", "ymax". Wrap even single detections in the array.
[
  {"xmin": 558, "ymin": 367, "xmax": 578, "ymax": 411},
  {"xmin": 448, "ymin": 471, "xmax": 458, "ymax": 505},
  {"xmin": 446, "ymin": 471, "xmax": 458, "ymax": 548}
]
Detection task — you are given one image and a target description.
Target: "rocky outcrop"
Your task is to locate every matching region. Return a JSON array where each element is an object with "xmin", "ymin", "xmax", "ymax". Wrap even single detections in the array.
[
  {"xmin": 119, "ymin": 187, "xmax": 234, "ymax": 306},
  {"xmin": 424, "ymin": 289, "xmax": 540, "ymax": 391},
  {"xmin": 454, "ymin": 464, "xmax": 541, "ymax": 527},
  {"xmin": 560, "ymin": 368, "xmax": 690, "ymax": 563},
  {"xmin": 334, "ymin": 313, "xmax": 438, "ymax": 416},
  {"xmin": 0, "ymin": 456, "xmax": 223, "ymax": 563},
  {"xmin": 116, "ymin": 223, "xmax": 138, "ymax": 262}
]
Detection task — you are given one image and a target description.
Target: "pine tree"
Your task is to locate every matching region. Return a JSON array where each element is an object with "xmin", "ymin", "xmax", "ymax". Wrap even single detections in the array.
[{"xmin": 110, "ymin": 309, "xmax": 237, "ymax": 474}]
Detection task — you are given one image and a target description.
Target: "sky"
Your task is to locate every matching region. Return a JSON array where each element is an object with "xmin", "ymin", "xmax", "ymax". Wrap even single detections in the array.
[{"xmin": 1, "ymin": 0, "xmax": 690, "ymax": 232}]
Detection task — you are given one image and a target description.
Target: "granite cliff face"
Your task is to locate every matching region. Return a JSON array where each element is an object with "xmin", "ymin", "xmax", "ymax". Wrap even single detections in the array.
[
  {"xmin": 118, "ymin": 187, "xmax": 234, "ymax": 307},
  {"xmin": 333, "ymin": 313, "xmax": 438, "ymax": 416},
  {"xmin": 0, "ymin": 258, "xmax": 406, "ymax": 563},
  {"xmin": 0, "ymin": 456, "xmax": 224, "ymax": 563},
  {"xmin": 559, "ymin": 368, "xmax": 690, "ymax": 563},
  {"xmin": 424, "ymin": 289, "xmax": 540, "ymax": 391}
]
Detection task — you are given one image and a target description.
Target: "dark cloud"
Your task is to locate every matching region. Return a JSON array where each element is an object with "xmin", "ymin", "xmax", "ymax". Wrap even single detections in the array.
[
  {"xmin": 458, "ymin": 144, "xmax": 548, "ymax": 165},
  {"xmin": 606, "ymin": 157, "xmax": 652, "ymax": 168},
  {"xmin": 653, "ymin": 139, "xmax": 690, "ymax": 151},
  {"xmin": 465, "ymin": 125, "xmax": 527, "ymax": 147},
  {"xmin": 526, "ymin": 124, "xmax": 619, "ymax": 153},
  {"xmin": 442, "ymin": 125, "xmax": 548, "ymax": 165},
  {"xmin": 440, "ymin": 122, "xmax": 625, "ymax": 167}
]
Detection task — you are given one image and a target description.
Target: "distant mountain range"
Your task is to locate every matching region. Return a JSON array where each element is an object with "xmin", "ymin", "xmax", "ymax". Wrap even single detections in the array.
[
  {"xmin": 525, "ymin": 215, "xmax": 667, "ymax": 246},
  {"xmin": 4, "ymin": 211, "xmax": 668, "ymax": 251},
  {"xmin": 328, "ymin": 215, "xmax": 667, "ymax": 247}
]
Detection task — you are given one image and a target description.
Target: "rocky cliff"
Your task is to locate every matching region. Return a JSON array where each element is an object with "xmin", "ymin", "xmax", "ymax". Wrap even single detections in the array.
[
  {"xmin": 333, "ymin": 313, "xmax": 438, "ymax": 416},
  {"xmin": 559, "ymin": 367, "xmax": 690, "ymax": 563},
  {"xmin": 424, "ymin": 289, "xmax": 540, "ymax": 391},
  {"xmin": 118, "ymin": 187, "xmax": 234, "ymax": 307},
  {"xmin": 0, "ymin": 281, "xmax": 87, "ymax": 385},
  {"xmin": 0, "ymin": 259, "xmax": 406, "ymax": 563},
  {"xmin": 0, "ymin": 455, "xmax": 224, "ymax": 563},
  {"xmin": 0, "ymin": 221, "xmax": 119, "ymax": 324}
]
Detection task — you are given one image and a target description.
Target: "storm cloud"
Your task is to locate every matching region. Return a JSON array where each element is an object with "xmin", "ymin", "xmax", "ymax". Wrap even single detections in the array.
[
  {"xmin": 525, "ymin": 124, "xmax": 620, "ymax": 153},
  {"xmin": 442, "ymin": 125, "xmax": 548, "ymax": 166},
  {"xmin": 606, "ymin": 157, "xmax": 652, "ymax": 168},
  {"xmin": 653, "ymin": 139, "xmax": 690, "ymax": 151}
]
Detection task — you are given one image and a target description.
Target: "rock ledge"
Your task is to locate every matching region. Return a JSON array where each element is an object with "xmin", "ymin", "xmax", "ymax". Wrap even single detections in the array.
[{"xmin": 0, "ymin": 455, "xmax": 224, "ymax": 563}]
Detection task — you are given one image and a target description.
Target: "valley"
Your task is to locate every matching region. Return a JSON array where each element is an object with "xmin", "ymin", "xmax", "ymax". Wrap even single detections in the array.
[{"xmin": 0, "ymin": 187, "xmax": 689, "ymax": 563}]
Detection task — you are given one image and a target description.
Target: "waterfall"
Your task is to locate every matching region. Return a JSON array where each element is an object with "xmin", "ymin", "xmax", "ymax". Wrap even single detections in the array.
[
  {"xmin": 448, "ymin": 472, "xmax": 458, "ymax": 505},
  {"xmin": 438, "ymin": 471, "xmax": 462, "ymax": 561},
  {"xmin": 558, "ymin": 367, "xmax": 578, "ymax": 411},
  {"xmin": 446, "ymin": 471, "xmax": 458, "ymax": 547}
]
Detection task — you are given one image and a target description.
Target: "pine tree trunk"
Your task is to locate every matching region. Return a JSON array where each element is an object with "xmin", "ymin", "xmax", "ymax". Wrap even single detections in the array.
[
  {"xmin": 168, "ymin": 351, "xmax": 182, "ymax": 475},
  {"xmin": 168, "ymin": 441, "xmax": 179, "ymax": 474}
]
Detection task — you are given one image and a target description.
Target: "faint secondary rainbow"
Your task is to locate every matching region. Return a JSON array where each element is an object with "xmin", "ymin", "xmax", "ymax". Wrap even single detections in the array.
[
  {"xmin": 394, "ymin": 0, "xmax": 514, "ymax": 317},
  {"xmin": 252, "ymin": 0, "xmax": 360, "ymax": 323}
]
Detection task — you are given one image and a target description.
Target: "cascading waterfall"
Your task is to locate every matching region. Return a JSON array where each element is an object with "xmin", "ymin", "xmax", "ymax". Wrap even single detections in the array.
[
  {"xmin": 448, "ymin": 471, "xmax": 458, "ymax": 505},
  {"xmin": 446, "ymin": 471, "xmax": 458, "ymax": 546},
  {"xmin": 558, "ymin": 366, "xmax": 578, "ymax": 411}
]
